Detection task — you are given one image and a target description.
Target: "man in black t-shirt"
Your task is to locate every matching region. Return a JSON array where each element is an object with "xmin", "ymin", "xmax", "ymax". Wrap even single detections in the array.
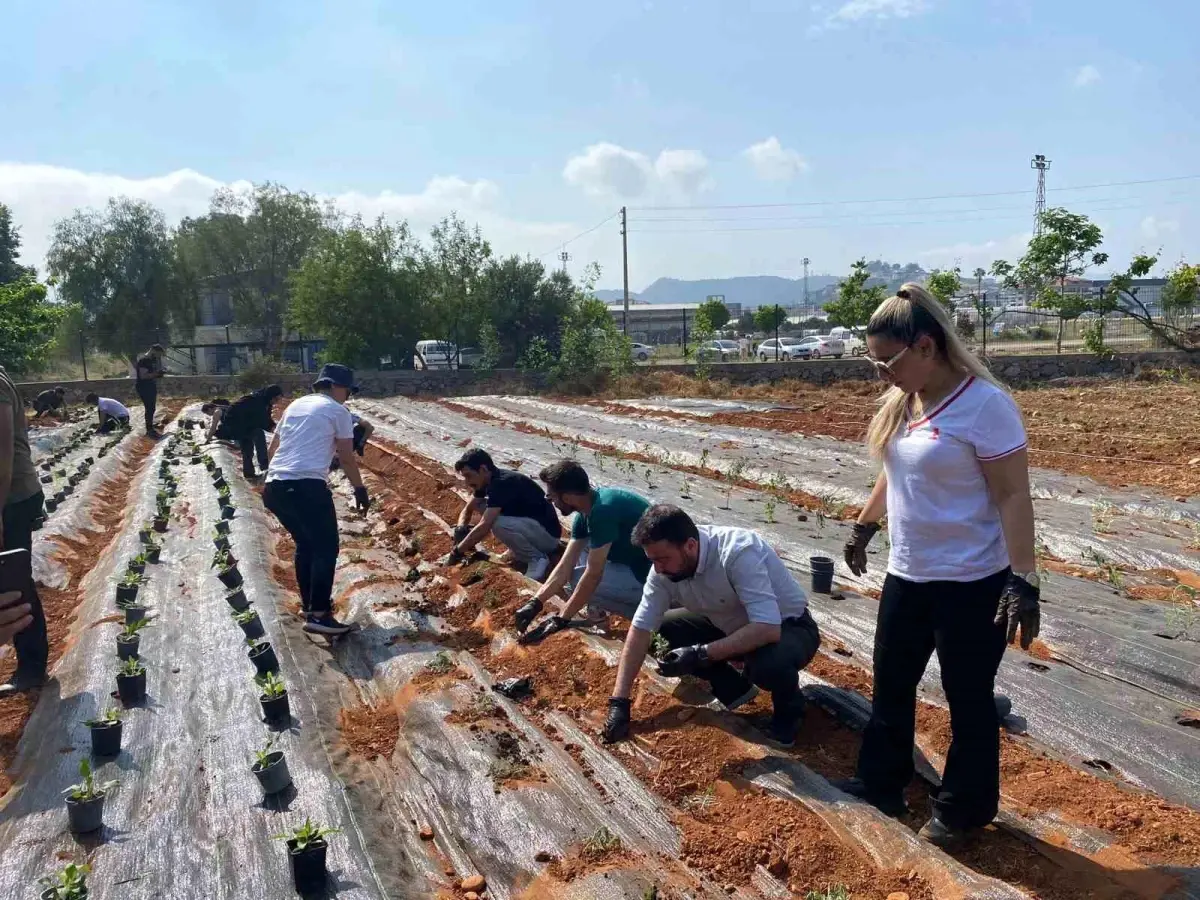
[
  {"xmin": 205, "ymin": 385, "xmax": 282, "ymax": 480},
  {"xmin": 452, "ymin": 448, "xmax": 562, "ymax": 581},
  {"xmin": 32, "ymin": 386, "xmax": 66, "ymax": 418},
  {"xmin": 134, "ymin": 344, "xmax": 166, "ymax": 437}
]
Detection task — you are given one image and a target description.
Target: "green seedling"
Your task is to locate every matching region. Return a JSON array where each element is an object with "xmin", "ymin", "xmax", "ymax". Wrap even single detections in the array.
[
  {"xmin": 722, "ymin": 459, "xmax": 748, "ymax": 510},
  {"xmin": 683, "ymin": 784, "xmax": 717, "ymax": 811},
  {"xmin": 64, "ymin": 758, "xmax": 117, "ymax": 802},
  {"xmin": 251, "ymin": 735, "xmax": 278, "ymax": 769},
  {"xmin": 120, "ymin": 619, "xmax": 151, "ymax": 639},
  {"xmin": 583, "ymin": 826, "xmax": 621, "ymax": 854},
  {"xmin": 649, "ymin": 632, "xmax": 670, "ymax": 660},
  {"xmin": 592, "ymin": 449, "xmax": 606, "ymax": 472},
  {"xmin": 804, "ymin": 887, "xmax": 850, "ymax": 900},
  {"xmin": 212, "ymin": 549, "xmax": 234, "ymax": 570},
  {"xmin": 233, "ymin": 609, "xmax": 259, "ymax": 625},
  {"xmin": 37, "ymin": 863, "xmax": 90, "ymax": 900},
  {"xmin": 763, "ymin": 496, "xmax": 778, "ymax": 524},
  {"xmin": 679, "ymin": 477, "xmax": 692, "ymax": 499},
  {"xmin": 643, "ymin": 467, "xmax": 657, "ymax": 490},
  {"xmin": 84, "ymin": 707, "xmax": 122, "ymax": 728},
  {"xmin": 118, "ymin": 657, "xmax": 146, "ymax": 678},
  {"xmin": 699, "ymin": 448, "xmax": 711, "ymax": 471},
  {"xmin": 119, "ymin": 571, "xmax": 145, "ymax": 588},
  {"xmin": 257, "ymin": 671, "xmax": 287, "ymax": 699},
  {"xmin": 272, "ymin": 817, "xmax": 342, "ymax": 850}
]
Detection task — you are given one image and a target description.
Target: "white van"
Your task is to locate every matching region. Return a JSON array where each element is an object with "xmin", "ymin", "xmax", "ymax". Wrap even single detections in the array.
[
  {"xmin": 415, "ymin": 340, "xmax": 458, "ymax": 370},
  {"xmin": 828, "ymin": 326, "xmax": 867, "ymax": 356}
]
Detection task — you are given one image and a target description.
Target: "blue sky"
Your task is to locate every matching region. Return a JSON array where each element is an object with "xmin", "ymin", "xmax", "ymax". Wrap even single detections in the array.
[{"xmin": 2, "ymin": 0, "xmax": 1197, "ymax": 291}]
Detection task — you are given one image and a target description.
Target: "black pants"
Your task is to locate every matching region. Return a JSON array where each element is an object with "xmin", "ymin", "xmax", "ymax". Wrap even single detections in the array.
[
  {"xmin": 855, "ymin": 569, "xmax": 1009, "ymax": 829},
  {"xmin": 98, "ymin": 413, "xmax": 130, "ymax": 433},
  {"xmin": 262, "ymin": 479, "xmax": 339, "ymax": 616},
  {"xmin": 3, "ymin": 491, "xmax": 48, "ymax": 676},
  {"xmin": 135, "ymin": 379, "xmax": 157, "ymax": 433},
  {"xmin": 657, "ymin": 608, "xmax": 821, "ymax": 714},
  {"xmin": 238, "ymin": 430, "xmax": 269, "ymax": 479}
]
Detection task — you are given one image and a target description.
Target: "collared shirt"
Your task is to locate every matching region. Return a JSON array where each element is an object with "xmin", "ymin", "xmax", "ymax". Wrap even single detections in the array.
[
  {"xmin": 631, "ymin": 525, "xmax": 809, "ymax": 635},
  {"xmin": 98, "ymin": 397, "xmax": 130, "ymax": 419}
]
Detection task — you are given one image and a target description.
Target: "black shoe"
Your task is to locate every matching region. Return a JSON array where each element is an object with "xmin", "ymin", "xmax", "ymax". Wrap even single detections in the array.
[
  {"xmin": 832, "ymin": 777, "xmax": 908, "ymax": 818},
  {"xmin": 918, "ymin": 816, "xmax": 975, "ymax": 850},
  {"xmin": 0, "ymin": 671, "xmax": 50, "ymax": 696},
  {"xmin": 759, "ymin": 694, "xmax": 806, "ymax": 748},
  {"xmin": 303, "ymin": 615, "xmax": 353, "ymax": 636}
]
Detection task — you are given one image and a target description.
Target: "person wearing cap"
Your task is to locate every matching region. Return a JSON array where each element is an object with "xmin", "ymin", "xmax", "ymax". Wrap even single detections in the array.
[
  {"xmin": 264, "ymin": 364, "xmax": 370, "ymax": 636},
  {"xmin": 32, "ymin": 386, "xmax": 67, "ymax": 418},
  {"xmin": 205, "ymin": 385, "xmax": 283, "ymax": 481},
  {"xmin": 134, "ymin": 344, "xmax": 167, "ymax": 437},
  {"xmin": 85, "ymin": 393, "xmax": 131, "ymax": 432},
  {"xmin": 603, "ymin": 505, "xmax": 822, "ymax": 748}
]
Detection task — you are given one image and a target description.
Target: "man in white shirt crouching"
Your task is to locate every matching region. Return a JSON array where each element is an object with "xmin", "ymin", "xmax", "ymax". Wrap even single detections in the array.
[
  {"xmin": 603, "ymin": 504, "xmax": 821, "ymax": 748},
  {"xmin": 85, "ymin": 393, "xmax": 131, "ymax": 433}
]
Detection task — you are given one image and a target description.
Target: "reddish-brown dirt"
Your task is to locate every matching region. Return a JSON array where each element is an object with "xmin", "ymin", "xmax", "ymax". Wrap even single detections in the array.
[{"xmin": 339, "ymin": 698, "xmax": 400, "ymax": 760}]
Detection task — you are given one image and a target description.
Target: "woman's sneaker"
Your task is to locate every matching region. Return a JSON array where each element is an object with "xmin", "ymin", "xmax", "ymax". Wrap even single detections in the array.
[{"xmin": 304, "ymin": 614, "xmax": 353, "ymax": 635}]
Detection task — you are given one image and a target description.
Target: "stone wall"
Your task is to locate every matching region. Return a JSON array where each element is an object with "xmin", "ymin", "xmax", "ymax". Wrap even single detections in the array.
[{"xmin": 16, "ymin": 349, "xmax": 1195, "ymax": 402}]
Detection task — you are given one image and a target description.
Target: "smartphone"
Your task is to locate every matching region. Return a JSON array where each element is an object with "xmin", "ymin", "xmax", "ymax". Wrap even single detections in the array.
[{"xmin": 0, "ymin": 548, "xmax": 33, "ymax": 602}]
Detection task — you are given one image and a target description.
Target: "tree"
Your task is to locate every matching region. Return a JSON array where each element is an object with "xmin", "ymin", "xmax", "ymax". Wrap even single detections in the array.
[
  {"xmin": 475, "ymin": 256, "xmax": 574, "ymax": 365},
  {"xmin": 1097, "ymin": 256, "xmax": 1200, "ymax": 352},
  {"xmin": 555, "ymin": 263, "xmax": 632, "ymax": 381},
  {"xmin": 418, "ymin": 214, "xmax": 492, "ymax": 357},
  {"xmin": 753, "ymin": 304, "xmax": 788, "ymax": 332},
  {"xmin": 697, "ymin": 297, "xmax": 731, "ymax": 331},
  {"xmin": 823, "ymin": 259, "xmax": 887, "ymax": 331},
  {"xmin": 288, "ymin": 217, "xmax": 424, "ymax": 368},
  {"xmin": 736, "ymin": 310, "xmax": 757, "ymax": 334},
  {"xmin": 925, "ymin": 267, "xmax": 961, "ymax": 310},
  {"xmin": 47, "ymin": 198, "xmax": 185, "ymax": 360},
  {"xmin": 0, "ymin": 203, "xmax": 37, "ymax": 284},
  {"xmin": 0, "ymin": 275, "xmax": 65, "ymax": 374}
]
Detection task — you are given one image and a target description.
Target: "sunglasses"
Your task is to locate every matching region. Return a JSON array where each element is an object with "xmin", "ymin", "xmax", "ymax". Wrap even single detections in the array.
[{"xmin": 868, "ymin": 345, "xmax": 910, "ymax": 379}]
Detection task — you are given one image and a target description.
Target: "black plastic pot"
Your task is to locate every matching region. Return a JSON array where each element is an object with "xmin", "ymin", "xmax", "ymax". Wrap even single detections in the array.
[
  {"xmin": 116, "ymin": 635, "xmax": 140, "ymax": 660},
  {"xmin": 260, "ymin": 690, "xmax": 290, "ymax": 724},
  {"xmin": 55, "ymin": 489, "xmax": 67, "ymax": 503},
  {"xmin": 123, "ymin": 604, "xmax": 148, "ymax": 626},
  {"xmin": 225, "ymin": 588, "xmax": 250, "ymax": 612},
  {"xmin": 213, "ymin": 536, "xmax": 231, "ymax": 553},
  {"xmin": 146, "ymin": 546, "xmax": 161, "ymax": 564},
  {"xmin": 116, "ymin": 670, "xmax": 146, "ymax": 705},
  {"xmin": 115, "ymin": 583, "xmax": 139, "ymax": 606},
  {"xmin": 214, "ymin": 519, "xmax": 231, "ymax": 536},
  {"xmin": 40, "ymin": 474, "xmax": 52, "ymax": 484},
  {"xmin": 220, "ymin": 505, "xmax": 236, "ymax": 521},
  {"xmin": 252, "ymin": 750, "xmax": 292, "ymax": 795},
  {"xmin": 213, "ymin": 475, "xmax": 227, "ymax": 490},
  {"xmin": 90, "ymin": 720, "xmax": 123, "ymax": 757},
  {"xmin": 66, "ymin": 793, "xmax": 106, "ymax": 834},
  {"xmin": 810, "ymin": 556, "xmax": 835, "ymax": 594},
  {"xmin": 84, "ymin": 456, "xmax": 94, "ymax": 465},
  {"xmin": 217, "ymin": 566, "xmax": 243, "ymax": 589},
  {"xmin": 68, "ymin": 474, "xmax": 81, "ymax": 487},
  {"xmin": 249, "ymin": 642, "xmax": 279, "ymax": 675},
  {"xmin": 190, "ymin": 455, "xmax": 201, "ymax": 464},
  {"xmin": 238, "ymin": 613, "xmax": 265, "ymax": 640},
  {"xmin": 62, "ymin": 485, "xmax": 74, "ymax": 497},
  {"xmin": 287, "ymin": 838, "xmax": 328, "ymax": 893},
  {"xmin": 153, "ymin": 516, "xmax": 169, "ymax": 534},
  {"xmin": 45, "ymin": 498, "xmax": 58, "ymax": 513},
  {"xmin": 127, "ymin": 561, "xmax": 145, "ymax": 577},
  {"xmin": 138, "ymin": 529, "xmax": 153, "ymax": 545}
]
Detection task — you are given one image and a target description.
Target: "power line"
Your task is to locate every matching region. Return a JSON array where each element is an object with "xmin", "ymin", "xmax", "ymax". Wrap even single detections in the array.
[{"xmin": 530, "ymin": 210, "xmax": 620, "ymax": 261}]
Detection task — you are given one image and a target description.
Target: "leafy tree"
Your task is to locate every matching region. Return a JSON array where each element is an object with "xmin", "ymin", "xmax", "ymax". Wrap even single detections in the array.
[
  {"xmin": 477, "ymin": 320, "xmax": 501, "ymax": 370},
  {"xmin": 555, "ymin": 263, "xmax": 632, "ymax": 382},
  {"xmin": 925, "ymin": 267, "xmax": 961, "ymax": 310},
  {"xmin": 697, "ymin": 297, "xmax": 731, "ymax": 331},
  {"xmin": 823, "ymin": 259, "xmax": 887, "ymax": 331},
  {"xmin": 47, "ymin": 198, "xmax": 185, "ymax": 360},
  {"xmin": 0, "ymin": 203, "xmax": 37, "ymax": 284},
  {"xmin": 475, "ymin": 256, "xmax": 573, "ymax": 365},
  {"xmin": 418, "ymin": 214, "xmax": 492, "ymax": 352},
  {"xmin": 735, "ymin": 311, "xmax": 757, "ymax": 334},
  {"xmin": 0, "ymin": 275, "xmax": 65, "ymax": 374},
  {"xmin": 288, "ymin": 217, "xmax": 424, "ymax": 368},
  {"xmin": 517, "ymin": 336, "xmax": 554, "ymax": 373},
  {"xmin": 1097, "ymin": 256, "xmax": 1200, "ymax": 352},
  {"xmin": 753, "ymin": 304, "xmax": 788, "ymax": 332}
]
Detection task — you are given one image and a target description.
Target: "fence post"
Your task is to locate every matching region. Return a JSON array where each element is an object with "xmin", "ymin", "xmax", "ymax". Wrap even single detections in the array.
[{"xmin": 79, "ymin": 331, "xmax": 88, "ymax": 381}]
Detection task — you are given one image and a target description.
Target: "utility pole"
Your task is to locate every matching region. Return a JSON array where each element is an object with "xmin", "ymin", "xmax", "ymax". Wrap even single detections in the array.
[
  {"xmin": 620, "ymin": 206, "xmax": 630, "ymax": 335},
  {"xmin": 558, "ymin": 249, "xmax": 571, "ymax": 273},
  {"xmin": 802, "ymin": 257, "xmax": 810, "ymax": 313},
  {"xmin": 1031, "ymin": 154, "xmax": 1051, "ymax": 236}
]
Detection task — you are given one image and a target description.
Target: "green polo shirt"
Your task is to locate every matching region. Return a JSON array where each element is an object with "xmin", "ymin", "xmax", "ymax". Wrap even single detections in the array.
[{"xmin": 570, "ymin": 487, "xmax": 652, "ymax": 583}]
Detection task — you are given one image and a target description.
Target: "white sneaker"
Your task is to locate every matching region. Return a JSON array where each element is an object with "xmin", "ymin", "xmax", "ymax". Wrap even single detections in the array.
[{"xmin": 525, "ymin": 554, "xmax": 550, "ymax": 582}]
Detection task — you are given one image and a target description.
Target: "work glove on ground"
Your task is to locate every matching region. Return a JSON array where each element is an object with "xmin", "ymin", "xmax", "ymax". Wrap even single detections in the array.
[
  {"xmin": 843, "ymin": 521, "xmax": 880, "ymax": 576},
  {"xmin": 451, "ymin": 524, "xmax": 472, "ymax": 544},
  {"xmin": 519, "ymin": 615, "xmax": 567, "ymax": 645},
  {"xmin": 512, "ymin": 596, "xmax": 543, "ymax": 633},
  {"xmin": 353, "ymin": 486, "xmax": 371, "ymax": 512},
  {"xmin": 994, "ymin": 571, "xmax": 1041, "ymax": 650},
  {"xmin": 602, "ymin": 698, "xmax": 632, "ymax": 743},
  {"xmin": 656, "ymin": 644, "xmax": 709, "ymax": 678}
]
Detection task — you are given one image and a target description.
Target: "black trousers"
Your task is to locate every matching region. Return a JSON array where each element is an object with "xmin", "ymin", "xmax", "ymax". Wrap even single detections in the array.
[
  {"xmin": 135, "ymin": 379, "xmax": 157, "ymax": 433},
  {"xmin": 855, "ymin": 569, "xmax": 1009, "ymax": 829},
  {"xmin": 98, "ymin": 413, "xmax": 129, "ymax": 433},
  {"xmin": 263, "ymin": 479, "xmax": 339, "ymax": 616},
  {"xmin": 238, "ymin": 430, "xmax": 269, "ymax": 478},
  {"xmin": 3, "ymin": 491, "xmax": 48, "ymax": 676},
  {"xmin": 657, "ymin": 608, "xmax": 821, "ymax": 714}
]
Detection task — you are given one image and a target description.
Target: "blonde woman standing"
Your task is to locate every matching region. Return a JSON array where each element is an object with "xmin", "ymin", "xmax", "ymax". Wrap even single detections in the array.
[{"xmin": 836, "ymin": 283, "xmax": 1039, "ymax": 850}]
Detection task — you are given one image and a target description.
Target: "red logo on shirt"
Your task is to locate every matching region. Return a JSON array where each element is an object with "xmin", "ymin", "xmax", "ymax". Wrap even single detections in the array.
[{"xmin": 929, "ymin": 427, "xmax": 940, "ymax": 440}]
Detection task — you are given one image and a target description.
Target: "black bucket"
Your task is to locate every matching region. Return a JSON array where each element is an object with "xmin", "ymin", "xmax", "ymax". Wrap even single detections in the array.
[
  {"xmin": 89, "ymin": 721, "xmax": 123, "ymax": 757},
  {"xmin": 253, "ymin": 751, "xmax": 293, "ymax": 795},
  {"xmin": 250, "ymin": 642, "xmax": 280, "ymax": 675},
  {"xmin": 287, "ymin": 839, "xmax": 328, "ymax": 894},
  {"xmin": 117, "ymin": 670, "xmax": 147, "ymax": 705},
  {"xmin": 261, "ymin": 690, "xmax": 291, "ymax": 724},
  {"xmin": 810, "ymin": 556, "xmax": 835, "ymax": 594}
]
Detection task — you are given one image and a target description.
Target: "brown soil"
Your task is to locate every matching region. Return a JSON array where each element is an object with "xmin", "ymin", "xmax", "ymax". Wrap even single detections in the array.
[
  {"xmin": 545, "ymin": 845, "xmax": 635, "ymax": 882},
  {"xmin": 339, "ymin": 698, "xmax": 400, "ymax": 760}
]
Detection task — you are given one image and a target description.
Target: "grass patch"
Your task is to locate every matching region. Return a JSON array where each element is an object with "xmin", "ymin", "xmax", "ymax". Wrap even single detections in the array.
[
  {"xmin": 425, "ymin": 651, "xmax": 454, "ymax": 674},
  {"xmin": 583, "ymin": 826, "xmax": 621, "ymax": 856}
]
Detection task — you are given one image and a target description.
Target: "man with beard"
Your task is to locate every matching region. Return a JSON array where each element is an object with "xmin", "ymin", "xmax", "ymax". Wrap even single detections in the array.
[{"xmin": 602, "ymin": 505, "xmax": 821, "ymax": 748}]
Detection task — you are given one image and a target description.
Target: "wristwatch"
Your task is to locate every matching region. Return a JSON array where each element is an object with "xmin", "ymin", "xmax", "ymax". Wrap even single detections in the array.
[{"xmin": 1013, "ymin": 571, "xmax": 1040, "ymax": 590}]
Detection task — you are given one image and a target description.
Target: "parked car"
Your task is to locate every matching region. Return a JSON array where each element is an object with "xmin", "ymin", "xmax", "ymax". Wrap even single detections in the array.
[
  {"xmin": 758, "ymin": 337, "xmax": 809, "ymax": 361},
  {"xmin": 698, "ymin": 339, "xmax": 740, "ymax": 362},
  {"xmin": 630, "ymin": 342, "xmax": 654, "ymax": 362},
  {"xmin": 796, "ymin": 335, "xmax": 845, "ymax": 359},
  {"xmin": 828, "ymin": 327, "xmax": 867, "ymax": 356},
  {"xmin": 415, "ymin": 340, "xmax": 480, "ymax": 370},
  {"xmin": 456, "ymin": 346, "xmax": 483, "ymax": 369}
]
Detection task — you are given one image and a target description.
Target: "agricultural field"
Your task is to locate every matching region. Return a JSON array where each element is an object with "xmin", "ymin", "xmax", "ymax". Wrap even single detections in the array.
[{"xmin": 3, "ymin": 373, "xmax": 1199, "ymax": 900}]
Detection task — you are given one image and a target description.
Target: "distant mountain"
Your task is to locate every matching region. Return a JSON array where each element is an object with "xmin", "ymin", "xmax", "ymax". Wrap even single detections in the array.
[{"xmin": 596, "ymin": 275, "xmax": 841, "ymax": 309}]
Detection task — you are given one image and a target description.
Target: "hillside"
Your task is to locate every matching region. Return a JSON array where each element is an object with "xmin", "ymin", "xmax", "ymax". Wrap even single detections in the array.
[{"xmin": 595, "ymin": 274, "xmax": 841, "ymax": 308}]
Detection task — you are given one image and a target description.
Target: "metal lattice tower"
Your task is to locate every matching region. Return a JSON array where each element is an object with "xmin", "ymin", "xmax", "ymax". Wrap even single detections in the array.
[
  {"xmin": 802, "ymin": 257, "xmax": 810, "ymax": 311},
  {"xmin": 1031, "ymin": 154, "xmax": 1051, "ymax": 235},
  {"xmin": 558, "ymin": 249, "xmax": 571, "ymax": 272}
]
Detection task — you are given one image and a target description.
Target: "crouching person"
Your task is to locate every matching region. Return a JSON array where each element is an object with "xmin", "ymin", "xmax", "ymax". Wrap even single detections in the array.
[
  {"xmin": 603, "ymin": 505, "xmax": 821, "ymax": 748},
  {"xmin": 86, "ymin": 394, "xmax": 130, "ymax": 433}
]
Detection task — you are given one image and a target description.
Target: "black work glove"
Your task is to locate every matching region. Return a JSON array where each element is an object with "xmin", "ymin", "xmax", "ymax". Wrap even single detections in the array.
[
  {"xmin": 513, "ymin": 596, "xmax": 543, "ymax": 633},
  {"xmin": 656, "ymin": 644, "xmax": 709, "ymax": 678},
  {"xmin": 519, "ymin": 615, "xmax": 566, "ymax": 645},
  {"xmin": 602, "ymin": 698, "xmax": 632, "ymax": 743},
  {"xmin": 995, "ymin": 572, "xmax": 1041, "ymax": 650},
  {"xmin": 353, "ymin": 486, "xmax": 370, "ymax": 512},
  {"xmin": 447, "ymin": 545, "xmax": 466, "ymax": 564},
  {"xmin": 843, "ymin": 521, "xmax": 880, "ymax": 576},
  {"xmin": 452, "ymin": 524, "xmax": 472, "ymax": 544}
]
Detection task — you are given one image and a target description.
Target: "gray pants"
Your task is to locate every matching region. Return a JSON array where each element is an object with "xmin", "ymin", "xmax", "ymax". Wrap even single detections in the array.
[
  {"xmin": 492, "ymin": 515, "xmax": 560, "ymax": 563},
  {"xmin": 571, "ymin": 558, "xmax": 644, "ymax": 620}
]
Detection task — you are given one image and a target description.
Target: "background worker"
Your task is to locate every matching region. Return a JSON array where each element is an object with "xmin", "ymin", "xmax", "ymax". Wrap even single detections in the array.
[
  {"xmin": 0, "ymin": 367, "xmax": 49, "ymax": 695},
  {"xmin": 264, "ymin": 364, "xmax": 369, "ymax": 636},
  {"xmin": 515, "ymin": 459, "xmax": 652, "ymax": 641},
  {"xmin": 134, "ymin": 343, "xmax": 167, "ymax": 437},
  {"xmin": 452, "ymin": 449, "xmax": 561, "ymax": 581},
  {"xmin": 32, "ymin": 386, "xmax": 67, "ymax": 418},
  {"xmin": 836, "ymin": 283, "xmax": 1039, "ymax": 851},
  {"xmin": 205, "ymin": 384, "xmax": 283, "ymax": 481},
  {"xmin": 330, "ymin": 412, "xmax": 374, "ymax": 471},
  {"xmin": 85, "ymin": 393, "xmax": 130, "ymax": 432},
  {"xmin": 603, "ymin": 505, "xmax": 821, "ymax": 748}
]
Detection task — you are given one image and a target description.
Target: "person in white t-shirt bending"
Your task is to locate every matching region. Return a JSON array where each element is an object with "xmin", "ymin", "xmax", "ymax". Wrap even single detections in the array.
[
  {"xmin": 835, "ymin": 283, "xmax": 1039, "ymax": 851},
  {"xmin": 263, "ymin": 364, "xmax": 371, "ymax": 636},
  {"xmin": 85, "ymin": 393, "xmax": 131, "ymax": 433}
]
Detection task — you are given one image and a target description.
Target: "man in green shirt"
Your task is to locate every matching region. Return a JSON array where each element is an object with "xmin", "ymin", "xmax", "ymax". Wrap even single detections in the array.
[{"xmin": 516, "ymin": 459, "xmax": 651, "ymax": 642}]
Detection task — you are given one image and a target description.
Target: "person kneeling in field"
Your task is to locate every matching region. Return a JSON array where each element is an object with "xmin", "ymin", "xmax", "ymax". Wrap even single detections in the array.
[
  {"xmin": 514, "ymin": 459, "xmax": 652, "ymax": 642},
  {"xmin": 451, "ymin": 449, "xmax": 562, "ymax": 581},
  {"xmin": 32, "ymin": 386, "xmax": 67, "ymax": 418},
  {"xmin": 85, "ymin": 393, "xmax": 130, "ymax": 433},
  {"xmin": 205, "ymin": 385, "xmax": 282, "ymax": 481},
  {"xmin": 603, "ymin": 505, "xmax": 821, "ymax": 748}
]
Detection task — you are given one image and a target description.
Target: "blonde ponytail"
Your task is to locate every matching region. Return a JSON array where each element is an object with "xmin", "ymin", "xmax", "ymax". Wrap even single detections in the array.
[{"xmin": 865, "ymin": 282, "xmax": 1007, "ymax": 458}]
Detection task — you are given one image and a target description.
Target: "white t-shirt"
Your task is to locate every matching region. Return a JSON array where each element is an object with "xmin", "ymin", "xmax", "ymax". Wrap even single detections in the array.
[
  {"xmin": 884, "ymin": 376, "xmax": 1027, "ymax": 583},
  {"xmin": 98, "ymin": 398, "xmax": 130, "ymax": 418},
  {"xmin": 266, "ymin": 393, "xmax": 354, "ymax": 483}
]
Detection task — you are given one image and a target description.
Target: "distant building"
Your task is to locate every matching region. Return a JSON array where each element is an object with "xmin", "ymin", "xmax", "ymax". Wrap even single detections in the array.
[
  {"xmin": 606, "ymin": 301, "xmax": 743, "ymax": 343},
  {"xmin": 183, "ymin": 282, "xmax": 321, "ymax": 375}
]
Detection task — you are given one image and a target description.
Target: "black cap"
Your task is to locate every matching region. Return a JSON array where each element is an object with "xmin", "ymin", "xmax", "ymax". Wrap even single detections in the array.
[{"xmin": 313, "ymin": 363, "xmax": 359, "ymax": 393}]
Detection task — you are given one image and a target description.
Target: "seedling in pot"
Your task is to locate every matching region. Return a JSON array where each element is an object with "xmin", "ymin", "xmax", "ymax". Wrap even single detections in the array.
[
  {"xmin": 212, "ymin": 549, "xmax": 236, "ymax": 570},
  {"xmin": 213, "ymin": 532, "xmax": 231, "ymax": 553},
  {"xmin": 220, "ymin": 503, "xmax": 236, "ymax": 520},
  {"xmin": 115, "ymin": 571, "xmax": 144, "ymax": 606},
  {"xmin": 246, "ymin": 638, "xmax": 280, "ymax": 675},
  {"xmin": 45, "ymin": 497, "xmax": 59, "ymax": 513},
  {"xmin": 63, "ymin": 759, "xmax": 117, "ymax": 834},
  {"xmin": 116, "ymin": 618, "xmax": 151, "ymax": 660},
  {"xmin": 127, "ymin": 554, "xmax": 147, "ymax": 577},
  {"xmin": 54, "ymin": 488, "xmax": 67, "ymax": 503},
  {"xmin": 85, "ymin": 707, "xmax": 124, "ymax": 757},
  {"xmin": 37, "ymin": 862, "xmax": 90, "ymax": 900},
  {"xmin": 273, "ymin": 818, "xmax": 342, "ymax": 894},
  {"xmin": 152, "ymin": 512, "xmax": 169, "ymax": 533},
  {"xmin": 233, "ymin": 607, "xmax": 266, "ymax": 640},
  {"xmin": 251, "ymin": 735, "xmax": 293, "ymax": 795},
  {"xmin": 138, "ymin": 524, "xmax": 154, "ymax": 545},
  {"xmin": 144, "ymin": 540, "xmax": 162, "ymax": 564},
  {"xmin": 225, "ymin": 587, "xmax": 250, "ymax": 612},
  {"xmin": 116, "ymin": 657, "xmax": 147, "ymax": 705},
  {"xmin": 257, "ymin": 671, "xmax": 291, "ymax": 724},
  {"xmin": 214, "ymin": 552, "xmax": 242, "ymax": 589},
  {"xmin": 214, "ymin": 519, "xmax": 231, "ymax": 536}
]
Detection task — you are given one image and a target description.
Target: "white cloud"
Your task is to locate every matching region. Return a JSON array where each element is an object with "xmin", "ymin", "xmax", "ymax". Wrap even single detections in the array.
[
  {"xmin": 823, "ymin": 0, "xmax": 929, "ymax": 26},
  {"xmin": 1140, "ymin": 215, "xmax": 1179, "ymax": 241},
  {"xmin": 562, "ymin": 142, "xmax": 711, "ymax": 198},
  {"xmin": 743, "ymin": 137, "xmax": 810, "ymax": 181},
  {"xmin": 1072, "ymin": 64, "xmax": 1101, "ymax": 87},
  {"xmin": 916, "ymin": 232, "xmax": 1031, "ymax": 273}
]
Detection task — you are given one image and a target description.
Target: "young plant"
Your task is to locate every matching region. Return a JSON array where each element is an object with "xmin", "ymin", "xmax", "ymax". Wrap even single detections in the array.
[
  {"xmin": 649, "ymin": 632, "xmax": 670, "ymax": 660},
  {"xmin": 272, "ymin": 817, "xmax": 342, "ymax": 850},
  {"xmin": 119, "ymin": 570, "xmax": 145, "ymax": 588},
  {"xmin": 212, "ymin": 549, "xmax": 234, "ymax": 570},
  {"xmin": 251, "ymin": 735, "xmax": 278, "ymax": 769},
  {"xmin": 763, "ymin": 496, "xmax": 778, "ymax": 524},
  {"xmin": 120, "ymin": 619, "xmax": 151, "ymax": 640},
  {"xmin": 804, "ymin": 887, "xmax": 850, "ymax": 900},
  {"xmin": 37, "ymin": 863, "xmax": 90, "ymax": 900},
  {"xmin": 64, "ymin": 759, "xmax": 118, "ymax": 802},
  {"xmin": 699, "ymin": 447, "xmax": 711, "ymax": 471},
  {"xmin": 425, "ymin": 651, "xmax": 454, "ymax": 674},
  {"xmin": 257, "ymin": 671, "xmax": 287, "ymax": 699},
  {"xmin": 85, "ymin": 707, "xmax": 122, "ymax": 728},
  {"xmin": 679, "ymin": 477, "xmax": 692, "ymax": 500},
  {"xmin": 643, "ymin": 467, "xmax": 657, "ymax": 490},
  {"xmin": 722, "ymin": 459, "xmax": 748, "ymax": 510},
  {"xmin": 233, "ymin": 609, "xmax": 259, "ymax": 625},
  {"xmin": 130, "ymin": 552, "xmax": 148, "ymax": 568},
  {"xmin": 118, "ymin": 657, "xmax": 146, "ymax": 678},
  {"xmin": 583, "ymin": 826, "xmax": 621, "ymax": 855}
]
